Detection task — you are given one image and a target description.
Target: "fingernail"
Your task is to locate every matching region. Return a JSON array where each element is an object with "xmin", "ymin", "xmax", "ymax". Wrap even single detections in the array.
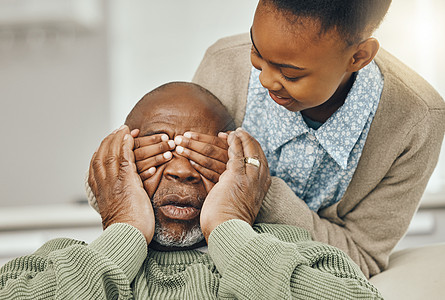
[
  {"xmin": 168, "ymin": 140, "xmax": 175, "ymax": 149},
  {"xmin": 190, "ymin": 160, "xmax": 196, "ymax": 166},
  {"xmin": 176, "ymin": 146, "xmax": 184, "ymax": 154},
  {"xmin": 148, "ymin": 167, "xmax": 156, "ymax": 175},
  {"xmin": 163, "ymin": 151, "xmax": 172, "ymax": 159},
  {"xmin": 161, "ymin": 134, "xmax": 168, "ymax": 142},
  {"xmin": 184, "ymin": 132, "xmax": 192, "ymax": 139},
  {"xmin": 218, "ymin": 132, "xmax": 228, "ymax": 138},
  {"xmin": 119, "ymin": 124, "xmax": 126, "ymax": 130},
  {"xmin": 236, "ymin": 127, "xmax": 244, "ymax": 132},
  {"xmin": 174, "ymin": 136, "xmax": 182, "ymax": 145},
  {"xmin": 124, "ymin": 134, "xmax": 129, "ymax": 141}
]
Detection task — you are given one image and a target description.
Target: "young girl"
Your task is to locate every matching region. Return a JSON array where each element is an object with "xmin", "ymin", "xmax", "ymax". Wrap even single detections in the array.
[{"xmin": 189, "ymin": 0, "xmax": 445, "ymax": 278}]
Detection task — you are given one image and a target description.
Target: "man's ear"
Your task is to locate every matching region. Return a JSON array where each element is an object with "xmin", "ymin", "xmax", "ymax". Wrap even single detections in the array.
[{"xmin": 348, "ymin": 37, "xmax": 380, "ymax": 72}]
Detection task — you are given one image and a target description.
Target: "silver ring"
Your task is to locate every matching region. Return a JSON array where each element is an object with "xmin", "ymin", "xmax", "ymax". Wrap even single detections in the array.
[{"xmin": 244, "ymin": 157, "xmax": 260, "ymax": 168}]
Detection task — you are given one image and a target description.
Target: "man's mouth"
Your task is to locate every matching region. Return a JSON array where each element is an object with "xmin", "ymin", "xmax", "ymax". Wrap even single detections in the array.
[{"xmin": 157, "ymin": 194, "xmax": 201, "ymax": 221}]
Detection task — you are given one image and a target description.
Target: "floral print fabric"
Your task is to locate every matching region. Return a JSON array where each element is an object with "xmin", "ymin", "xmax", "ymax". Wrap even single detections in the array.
[{"xmin": 243, "ymin": 61, "xmax": 384, "ymax": 211}]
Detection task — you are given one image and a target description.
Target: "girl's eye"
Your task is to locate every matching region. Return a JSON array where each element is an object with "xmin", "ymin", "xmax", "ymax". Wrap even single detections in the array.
[{"xmin": 281, "ymin": 73, "xmax": 301, "ymax": 82}]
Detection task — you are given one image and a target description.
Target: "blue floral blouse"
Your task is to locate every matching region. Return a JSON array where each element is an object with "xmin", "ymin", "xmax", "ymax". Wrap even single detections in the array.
[{"xmin": 243, "ymin": 61, "xmax": 384, "ymax": 212}]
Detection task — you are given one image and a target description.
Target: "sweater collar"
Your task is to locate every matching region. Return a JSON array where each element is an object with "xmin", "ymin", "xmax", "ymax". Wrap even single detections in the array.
[{"xmin": 148, "ymin": 248, "xmax": 206, "ymax": 266}]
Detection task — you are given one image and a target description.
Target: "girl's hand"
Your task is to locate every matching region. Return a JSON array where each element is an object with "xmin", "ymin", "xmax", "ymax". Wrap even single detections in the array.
[
  {"xmin": 133, "ymin": 133, "xmax": 176, "ymax": 180},
  {"xmin": 174, "ymin": 131, "xmax": 229, "ymax": 187}
]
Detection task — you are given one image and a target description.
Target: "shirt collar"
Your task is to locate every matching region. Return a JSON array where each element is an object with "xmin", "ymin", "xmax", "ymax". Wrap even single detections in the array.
[
  {"xmin": 315, "ymin": 61, "xmax": 383, "ymax": 169},
  {"xmin": 265, "ymin": 100, "xmax": 308, "ymax": 151}
]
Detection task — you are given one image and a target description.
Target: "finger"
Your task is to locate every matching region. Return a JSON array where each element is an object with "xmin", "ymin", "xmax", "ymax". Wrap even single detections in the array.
[
  {"xmin": 122, "ymin": 133, "xmax": 143, "ymax": 187},
  {"xmin": 218, "ymin": 132, "xmax": 229, "ymax": 140},
  {"xmin": 94, "ymin": 128, "xmax": 121, "ymax": 178},
  {"xmin": 234, "ymin": 129, "xmax": 267, "ymax": 177},
  {"xmin": 134, "ymin": 140, "xmax": 175, "ymax": 161},
  {"xmin": 189, "ymin": 160, "xmax": 222, "ymax": 183},
  {"xmin": 139, "ymin": 166, "xmax": 157, "ymax": 181},
  {"xmin": 130, "ymin": 129, "xmax": 140, "ymax": 138},
  {"xmin": 183, "ymin": 132, "xmax": 229, "ymax": 150},
  {"xmin": 109, "ymin": 125, "xmax": 130, "ymax": 158},
  {"xmin": 88, "ymin": 151, "xmax": 99, "ymax": 194},
  {"xmin": 176, "ymin": 146, "xmax": 227, "ymax": 174},
  {"xmin": 134, "ymin": 134, "xmax": 169, "ymax": 149},
  {"xmin": 136, "ymin": 151, "xmax": 173, "ymax": 173},
  {"xmin": 226, "ymin": 131, "xmax": 245, "ymax": 174},
  {"xmin": 175, "ymin": 135, "xmax": 228, "ymax": 163},
  {"xmin": 236, "ymin": 128, "xmax": 261, "ymax": 157},
  {"xmin": 122, "ymin": 133, "xmax": 135, "ymax": 164}
]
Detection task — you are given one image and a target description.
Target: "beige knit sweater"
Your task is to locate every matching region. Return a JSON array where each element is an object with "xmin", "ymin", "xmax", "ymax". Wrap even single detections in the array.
[{"xmin": 192, "ymin": 33, "xmax": 445, "ymax": 278}]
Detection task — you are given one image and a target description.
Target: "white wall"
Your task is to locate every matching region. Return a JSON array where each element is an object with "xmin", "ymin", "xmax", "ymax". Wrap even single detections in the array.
[
  {"xmin": 0, "ymin": 0, "xmax": 110, "ymax": 207},
  {"xmin": 107, "ymin": 0, "xmax": 258, "ymax": 127}
]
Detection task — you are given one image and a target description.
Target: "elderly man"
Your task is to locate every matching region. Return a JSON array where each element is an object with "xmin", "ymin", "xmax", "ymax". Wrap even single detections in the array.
[{"xmin": 0, "ymin": 82, "xmax": 382, "ymax": 299}]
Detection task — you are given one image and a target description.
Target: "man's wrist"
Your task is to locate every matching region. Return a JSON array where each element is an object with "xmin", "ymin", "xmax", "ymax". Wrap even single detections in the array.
[
  {"xmin": 109, "ymin": 219, "xmax": 154, "ymax": 244},
  {"xmin": 207, "ymin": 219, "xmax": 257, "ymax": 275},
  {"xmin": 89, "ymin": 223, "xmax": 148, "ymax": 282},
  {"xmin": 202, "ymin": 214, "xmax": 250, "ymax": 243}
]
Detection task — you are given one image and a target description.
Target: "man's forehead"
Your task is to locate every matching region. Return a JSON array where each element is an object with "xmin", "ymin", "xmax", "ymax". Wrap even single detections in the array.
[
  {"xmin": 126, "ymin": 84, "xmax": 232, "ymax": 135},
  {"xmin": 138, "ymin": 109, "xmax": 222, "ymax": 137}
]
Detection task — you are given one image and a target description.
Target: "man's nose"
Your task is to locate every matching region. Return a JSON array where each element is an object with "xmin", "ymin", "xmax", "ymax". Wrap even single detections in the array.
[{"xmin": 163, "ymin": 153, "xmax": 201, "ymax": 184}]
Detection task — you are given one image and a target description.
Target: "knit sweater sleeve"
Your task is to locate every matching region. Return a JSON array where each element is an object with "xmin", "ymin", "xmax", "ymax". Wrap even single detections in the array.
[
  {"xmin": 209, "ymin": 220, "xmax": 382, "ymax": 300},
  {"xmin": 0, "ymin": 223, "xmax": 147, "ymax": 300}
]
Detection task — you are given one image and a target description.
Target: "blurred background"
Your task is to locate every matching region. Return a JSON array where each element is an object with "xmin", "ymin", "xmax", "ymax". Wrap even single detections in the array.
[{"xmin": 0, "ymin": 0, "xmax": 444, "ymax": 266}]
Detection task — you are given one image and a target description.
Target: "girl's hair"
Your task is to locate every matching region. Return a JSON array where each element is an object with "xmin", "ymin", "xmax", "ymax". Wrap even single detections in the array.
[{"xmin": 262, "ymin": 0, "xmax": 392, "ymax": 45}]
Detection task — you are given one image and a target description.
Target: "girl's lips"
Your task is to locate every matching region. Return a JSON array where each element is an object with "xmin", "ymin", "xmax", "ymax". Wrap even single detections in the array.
[
  {"xmin": 158, "ymin": 205, "xmax": 200, "ymax": 221},
  {"xmin": 268, "ymin": 91, "xmax": 294, "ymax": 106}
]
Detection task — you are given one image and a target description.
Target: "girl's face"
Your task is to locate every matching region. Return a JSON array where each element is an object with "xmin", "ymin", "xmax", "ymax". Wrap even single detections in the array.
[{"xmin": 251, "ymin": 3, "xmax": 357, "ymax": 120}]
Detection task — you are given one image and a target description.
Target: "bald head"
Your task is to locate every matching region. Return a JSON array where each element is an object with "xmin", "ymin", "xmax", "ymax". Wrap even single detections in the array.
[{"xmin": 125, "ymin": 82, "xmax": 235, "ymax": 133}]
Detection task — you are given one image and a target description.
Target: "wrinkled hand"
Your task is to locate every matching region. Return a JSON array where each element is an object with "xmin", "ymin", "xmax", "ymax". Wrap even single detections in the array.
[
  {"xmin": 174, "ymin": 131, "xmax": 229, "ymax": 191},
  {"xmin": 200, "ymin": 128, "xmax": 271, "ymax": 242},
  {"xmin": 88, "ymin": 125, "xmax": 155, "ymax": 244}
]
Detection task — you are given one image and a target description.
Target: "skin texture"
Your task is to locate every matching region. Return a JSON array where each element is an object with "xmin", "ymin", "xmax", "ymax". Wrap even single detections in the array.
[
  {"xmin": 200, "ymin": 128, "xmax": 271, "ymax": 242},
  {"xmin": 250, "ymin": 1, "xmax": 380, "ymax": 122},
  {"xmin": 89, "ymin": 84, "xmax": 271, "ymax": 249},
  {"xmin": 88, "ymin": 126, "xmax": 155, "ymax": 244}
]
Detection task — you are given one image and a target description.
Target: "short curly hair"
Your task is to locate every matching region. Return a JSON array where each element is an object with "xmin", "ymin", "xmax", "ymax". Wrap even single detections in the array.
[{"xmin": 261, "ymin": 0, "xmax": 392, "ymax": 45}]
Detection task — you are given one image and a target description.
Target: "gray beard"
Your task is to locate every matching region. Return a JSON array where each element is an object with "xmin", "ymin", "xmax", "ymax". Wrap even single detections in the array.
[
  {"xmin": 151, "ymin": 185, "xmax": 205, "ymax": 248},
  {"xmin": 152, "ymin": 222, "xmax": 204, "ymax": 248}
]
